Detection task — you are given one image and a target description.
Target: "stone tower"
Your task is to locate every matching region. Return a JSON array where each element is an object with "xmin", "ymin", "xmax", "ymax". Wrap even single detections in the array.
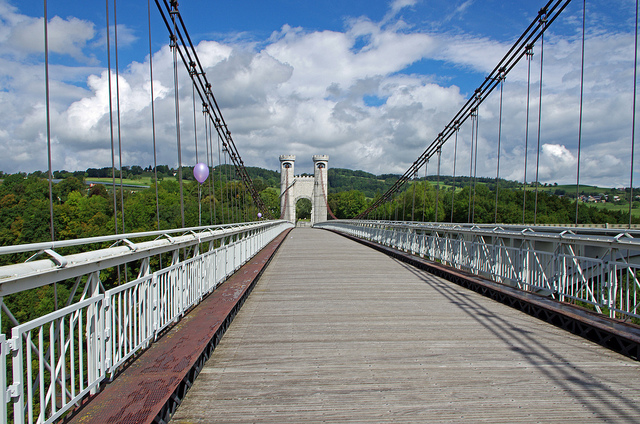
[
  {"xmin": 312, "ymin": 155, "xmax": 329, "ymax": 224},
  {"xmin": 279, "ymin": 155, "xmax": 329, "ymax": 225}
]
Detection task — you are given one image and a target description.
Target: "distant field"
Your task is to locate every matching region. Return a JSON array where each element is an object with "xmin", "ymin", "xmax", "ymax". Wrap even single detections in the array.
[
  {"xmin": 534, "ymin": 184, "xmax": 625, "ymax": 196},
  {"xmin": 86, "ymin": 176, "xmax": 176, "ymax": 187},
  {"xmin": 591, "ymin": 201, "xmax": 640, "ymax": 218}
]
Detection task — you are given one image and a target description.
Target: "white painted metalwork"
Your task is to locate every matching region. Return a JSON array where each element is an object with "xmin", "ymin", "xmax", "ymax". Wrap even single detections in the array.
[
  {"xmin": 0, "ymin": 220, "xmax": 292, "ymax": 424},
  {"xmin": 315, "ymin": 220, "xmax": 640, "ymax": 321}
]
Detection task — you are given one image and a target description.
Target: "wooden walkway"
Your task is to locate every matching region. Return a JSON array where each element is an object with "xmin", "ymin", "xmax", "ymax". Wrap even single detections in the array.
[{"xmin": 171, "ymin": 228, "xmax": 640, "ymax": 423}]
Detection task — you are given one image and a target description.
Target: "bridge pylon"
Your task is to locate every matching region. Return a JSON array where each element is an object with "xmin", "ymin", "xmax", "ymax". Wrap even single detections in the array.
[{"xmin": 279, "ymin": 154, "xmax": 329, "ymax": 225}]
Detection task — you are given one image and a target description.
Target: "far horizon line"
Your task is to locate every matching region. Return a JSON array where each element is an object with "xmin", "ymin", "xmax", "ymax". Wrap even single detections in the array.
[{"xmin": 0, "ymin": 165, "xmax": 635, "ymax": 191}]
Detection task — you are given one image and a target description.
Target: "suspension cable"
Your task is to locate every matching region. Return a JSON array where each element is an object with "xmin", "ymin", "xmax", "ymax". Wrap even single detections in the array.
[
  {"xmin": 630, "ymin": 0, "xmax": 638, "ymax": 229},
  {"xmin": 523, "ymin": 45, "xmax": 534, "ymax": 224},
  {"xmin": 534, "ymin": 16, "xmax": 547, "ymax": 226},
  {"xmin": 575, "ymin": 0, "xmax": 586, "ymax": 225},
  {"xmin": 357, "ymin": 1, "xmax": 571, "ymax": 219},
  {"xmin": 148, "ymin": 0, "xmax": 160, "ymax": 230},
  {"xmin": 155, "ymin": 0, "xmax": 270, "ymax": 217}
]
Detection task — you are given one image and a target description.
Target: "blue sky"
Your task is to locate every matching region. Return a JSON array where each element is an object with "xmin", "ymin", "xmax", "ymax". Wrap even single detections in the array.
[{"xmin": 1, "ymin": 0, "xmax": 639, "ymax": 187}]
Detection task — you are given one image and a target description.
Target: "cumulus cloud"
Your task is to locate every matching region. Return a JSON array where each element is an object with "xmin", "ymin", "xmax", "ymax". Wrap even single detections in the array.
[
  {"xmin": 0, "ymin": 0, "xmax": 637, "ymax": 189},
  {"xmin": 0, "ymin": 1, "xmax": 99, "ymax": 64}
]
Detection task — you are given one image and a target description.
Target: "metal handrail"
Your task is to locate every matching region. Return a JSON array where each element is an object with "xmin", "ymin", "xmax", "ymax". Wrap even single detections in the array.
[{"xmin": 0, "ymin": 221, "xmax": 264, "ymax": 256}]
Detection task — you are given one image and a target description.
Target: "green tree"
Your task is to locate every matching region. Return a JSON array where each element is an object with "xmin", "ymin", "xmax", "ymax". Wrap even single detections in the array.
[
  {"xmin": 54, "ymin": 176, "xmax": 85, "ymax": 203},
  {"xmin": 260, "ymin": 187, "xmax": 281, "ymax": 218},
  {"xmin": 296, "ymin": 198, "xmax": 312, "ymax": 220},
  {"xmin": 328, "ymin": 190, "xmax": 366, "ymax": 218}
]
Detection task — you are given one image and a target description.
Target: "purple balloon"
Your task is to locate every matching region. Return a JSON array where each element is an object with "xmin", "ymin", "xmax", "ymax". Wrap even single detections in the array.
[
  {"xmin": 257, "ymin": 213, "xmax": 262, "ymax": 219},
  {"xmin": 193, "ymin": 162, "xmax": 209, "ymax": 183}
]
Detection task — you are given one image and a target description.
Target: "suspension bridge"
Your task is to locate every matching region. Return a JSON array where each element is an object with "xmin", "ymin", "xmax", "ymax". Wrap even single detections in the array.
[{"xmin": 1, "ymin": 0, "xmax": 640, "ymax": 423}]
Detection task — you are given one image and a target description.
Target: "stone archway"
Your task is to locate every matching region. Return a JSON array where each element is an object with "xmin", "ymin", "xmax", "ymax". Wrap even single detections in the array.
[
  {"xmin": 280, "ymin": 155, "xmax": 329, "ymax": 225},
  {"xmin": 294, "ymin": 195, "xmax": 313, "ymax": 221}
]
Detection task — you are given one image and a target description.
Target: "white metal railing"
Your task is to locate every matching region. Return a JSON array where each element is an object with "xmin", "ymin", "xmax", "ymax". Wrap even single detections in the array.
[
  {"xmin": 10, "ymin": 296, "xmax": 105, "ymax": 424},
  {"xmin": 316, "ymin": 220, "xmax": 640, "ymax": 321},
  {"xmin": 106, "ymin": 275, "xmax": 154, "ymax": 375},
  {"xmin": 0, "ymin": 220, "xmax": 292, "ymax": 424}
]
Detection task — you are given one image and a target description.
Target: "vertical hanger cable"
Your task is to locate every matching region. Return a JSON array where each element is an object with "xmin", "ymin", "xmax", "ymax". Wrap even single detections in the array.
[
  {"xmin": 170, "ymin": 5, "xmax": 185, "ymax": 228},
  {"xmin": 106, "ymin": 0, "xmax": 118, "ymax": 235},
  {"xmin": 114, "ymin": 0, "xmax": 126, "ymax": 234},
  {"xmin": 494, "ymin": 74, "xmax": 505, "ymax": 224},
  {"xmin": 523, "ymin": 45, "xmax": 533, "ymax": 224},
  {"xmin": 575, "ymin": 0, "xmax": 586, "ymax": 225},
  {"xmin": 44, "ymin": 0, "xmax": 54, "ymax": 241},
  {"xmin": 435, "ymin": 148, "xmax": 442, "ymax": 222},
  {"xmin": 468, "ymin": 110, "xmax": 476, "ymax": 223},
  {"xmin": 630, "ymin": 0, "xmax": 638, "ymax": 228},
  {"xmin": 148, "ymin": 0, "xmax": 160, "ymax": 230},
  {"xmin": 534, "ymin": 19, "xmax": 546, "ymax": 225},
  {"xmin": 450, "ymin": 126, "xmax": 459, "ymax": 223}
]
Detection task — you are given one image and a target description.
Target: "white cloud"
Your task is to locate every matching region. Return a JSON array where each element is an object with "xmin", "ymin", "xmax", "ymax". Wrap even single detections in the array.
[
  {"xmin": 5, "ymin": 13, "xmax": 97, "ymax": 63},
  {"xmin": 384, "ymin": 0, "xmax": 420, "ymax": 23},
  {"xmin": 0, "ymin": 0, "xmax": 637, "ymax": 191}
]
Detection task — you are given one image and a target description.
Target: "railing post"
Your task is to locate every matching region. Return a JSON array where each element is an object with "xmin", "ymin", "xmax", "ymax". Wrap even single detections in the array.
[
  {"xmin": 152, "ymin": 272, "xmax": 159, "ymax": 337},
  {"xmin": 0, "ymin": 335, "xmax": 7, "ymax": 424},
  {"xmin": 180, "ymin": 262, "xmax": 186, "ymax": 315},
  {"xmin": 608, "ymin": 256, "xmax": 618, "ymax": 318},
  {"xmin": 86, "ymin": 272, "xmax": 101, "ymax": 395},
  {"xmin": 554, "ymin": 245, "xmax": 562, "ymax": 301},
  {"xmin": 104, "ymin": 294, "xmax": 112, "ymax": 376},
  {"xmin": 9, "ymin": 331, "xmax": 23, "ymax": 424}
]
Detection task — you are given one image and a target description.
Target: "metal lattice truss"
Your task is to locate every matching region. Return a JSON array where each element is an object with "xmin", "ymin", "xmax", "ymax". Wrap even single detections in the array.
[
  {"xmin": 0, "ymin": 221, "xmax": 292, "ymax": 424},
  {"xmin": 316, "ymin": 220, "xmax": 640, "ymax": 321}
]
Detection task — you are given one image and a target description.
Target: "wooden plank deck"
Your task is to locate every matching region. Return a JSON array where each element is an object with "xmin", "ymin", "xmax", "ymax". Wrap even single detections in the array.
[{"xmin": 171, "ymin": 227, "xmax": 640, "ymax": 423}]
